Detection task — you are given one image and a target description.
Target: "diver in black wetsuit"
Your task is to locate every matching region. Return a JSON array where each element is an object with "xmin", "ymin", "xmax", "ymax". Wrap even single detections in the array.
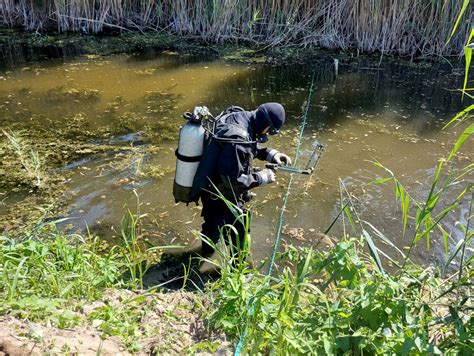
[{"xmin": 191, "ymin": 103, "xmax": 291, "ymax": 271}]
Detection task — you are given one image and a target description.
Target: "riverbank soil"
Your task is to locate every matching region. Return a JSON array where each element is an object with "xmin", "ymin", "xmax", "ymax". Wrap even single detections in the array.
[{"xmin": 0, "ymin": 289, "xmax": 228, "ymax": 355}]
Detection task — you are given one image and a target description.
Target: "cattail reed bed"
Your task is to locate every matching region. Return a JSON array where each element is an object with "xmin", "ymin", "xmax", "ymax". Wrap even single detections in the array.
[{"xmin": 0, "ymin": 0, "xmax": 471, "ymax": 56}]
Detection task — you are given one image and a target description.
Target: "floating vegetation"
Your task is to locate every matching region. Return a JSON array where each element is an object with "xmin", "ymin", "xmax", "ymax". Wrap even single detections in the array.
[
  {"xmin": 142, "ymin": 91, "xmax": 180, "ymax": 115},
  {"xmin": 0, "ymin": 85, "xmax": 181, "ymax": 232},
  {"xmin": 134, "ymin": 68, "xmax": 157, "ymax": 76},
  {"xmin": 44, "ymin": 87, "xmax": 100, "ymax": 105},
  {"xmin": 141, "ymin": 164, "xmax": 174, "ymax": 180}
]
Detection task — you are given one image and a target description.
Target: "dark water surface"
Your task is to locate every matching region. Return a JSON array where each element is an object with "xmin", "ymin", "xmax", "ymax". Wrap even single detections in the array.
[{"xmin": 0, "ymin": 45, "xmax": 471, "ymax": 268}]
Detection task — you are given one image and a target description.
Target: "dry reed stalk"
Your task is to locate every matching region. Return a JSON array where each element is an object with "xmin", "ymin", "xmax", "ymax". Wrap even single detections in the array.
[{"xmin": 0, "ymin": 0, "xmax": 470, "ymax": 56}]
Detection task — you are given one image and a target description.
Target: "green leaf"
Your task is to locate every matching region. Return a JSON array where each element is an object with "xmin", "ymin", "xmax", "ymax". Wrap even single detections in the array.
[
  {"xmin": 445, "ymin": 238, "xmax": 469, "ymax": 270},
  {"xmin": 438, "ymin": 225, "xmax": 450, "ymax": 259},
  {"xmin": 362, "ymin": 230, "xmax": 384, "ymax": 275},
  {"xmin": 10, "ymin": 256, "xmax": 29, "ymax": 301},
  {"xmin": 401, "ymin": 187, "xmax": 410, "ymax": 236},
  {"xmin": 322, "ymin": 334, "xmax": 333, "ymax": 354},
  {"xmin": 414, "ymin": 337, "xmax": 422, "ymax": 351},
  {"xmin": 446, "ymin": 0, "xmax": 470, "ymax": 44},
  {"xmin": 444, "ymin": 104, "xmax": 474, "ymax": 129},
  {"xmin": 336, "ymin": 336, "xmax": 350, "ymax": 352},
  {"xmin": 343, "ymin": 205, "xmax": 357, "ymax": 233},
  {"xmin": 462, "ymin": 44, "xmax": 472, "ymax": 99},
  {"xmin": 363, "ymin": 221, "xmax": 406, "ymax": 258},
  {"xmin": 447, "ymin": 123, "xmax": 474, "ymax": 161},
  {"xmin": 368, "ymin": 177, "xmax": 392, "ymax": 185}
]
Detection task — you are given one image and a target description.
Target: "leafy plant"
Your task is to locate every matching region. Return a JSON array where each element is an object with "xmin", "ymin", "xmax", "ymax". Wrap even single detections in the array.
[
  {"xmin": 207, "ymin": 237, "xmax": 472, "ymax": 354},
  {"xmin": 89, "ymin": 302, "xmax": 148, "ymax": 352},
  {"xmin": 0, "ymin": 220, "xmax": 122, "ymax": 330},
  {"xmin": 0, "ymin": 227, "xmax": 119, "ymax": 303},
  {"xmin": 370, "ymin": 159, "xmax": 472, "ymax": 269}
]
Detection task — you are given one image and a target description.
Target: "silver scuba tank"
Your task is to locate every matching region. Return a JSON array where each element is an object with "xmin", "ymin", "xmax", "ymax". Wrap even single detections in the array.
[{"xmin": 173, "ymin": 107, "xmax": 209, "ymax": 204}]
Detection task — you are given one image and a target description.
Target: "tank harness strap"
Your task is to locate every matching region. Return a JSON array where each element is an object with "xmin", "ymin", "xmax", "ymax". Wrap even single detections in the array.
[
  {"xmin": 213, "ymin": 106, "xmax": 246, "ymax": 124},
  {"xmin": 175, "ymin": 149, "xmax": 202, "ymax": 162},
  {"xmin": 224, "ymin": 105, "xmax": 245, "ymax": 114},
  {"xmin": 224, "ymin": 123, "xmax": 251, "ymax": 141}
]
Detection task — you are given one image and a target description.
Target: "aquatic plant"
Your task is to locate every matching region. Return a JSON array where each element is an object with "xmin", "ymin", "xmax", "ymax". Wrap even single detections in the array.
[
  {"xmin": 1, "ymin": 0, "xmax": 471, "ymax": 56},
  {"xmin": 2, "ymin": 129, "xmax": 46, "ymax": 188}
]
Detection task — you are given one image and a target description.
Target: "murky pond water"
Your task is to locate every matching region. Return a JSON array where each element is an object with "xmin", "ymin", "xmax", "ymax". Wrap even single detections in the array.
[{"xmin": 0, "ymin": 47, "xmax": 471, "ymax": 267}]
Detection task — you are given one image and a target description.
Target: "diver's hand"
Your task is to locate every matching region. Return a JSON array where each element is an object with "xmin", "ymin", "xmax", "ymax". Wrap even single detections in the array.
[
  {"xmin": 257, "ymin": 168, "xmax": 276, "ymax": 186},
  {"xmin": 266, "ymin": 149, "xmax": 292, "ymax": 165},
  {"xmin": 273, "ymin": 152, "xmax": 292, "ymax": 165}
]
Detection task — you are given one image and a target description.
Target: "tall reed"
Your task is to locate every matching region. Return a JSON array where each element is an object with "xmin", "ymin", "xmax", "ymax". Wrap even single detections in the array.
[{"xmin": 1, "ymin": 0, "xmax": 471, "ymax": 56}]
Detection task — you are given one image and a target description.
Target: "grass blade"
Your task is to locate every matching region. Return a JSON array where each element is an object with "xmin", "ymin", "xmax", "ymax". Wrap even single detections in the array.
[
  {"xmin": 361, "ymin": 230, "xmax": 384, "ymax": 275},
  {"xmin": 447, "ymin": 123, "xmax": 474, "ymax": 161}
]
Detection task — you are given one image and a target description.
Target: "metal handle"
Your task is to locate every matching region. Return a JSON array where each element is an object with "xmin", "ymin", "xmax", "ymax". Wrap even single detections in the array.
[{"xmin": 264, "ymin": 163, "xmax": 313, "ymax": 175}]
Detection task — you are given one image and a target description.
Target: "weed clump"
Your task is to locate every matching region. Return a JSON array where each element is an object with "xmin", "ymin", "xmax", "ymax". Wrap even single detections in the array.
[
  {"xmin": 0, "ymin": 226, "xmax": 120, "ymax": 324},
  {"xmin": 0, "ymin": 200, "xmax": 181, "ymax": 352},
  {"xmin": 207, "ymin": 239, "xmax": 472, "ymax": 354}
]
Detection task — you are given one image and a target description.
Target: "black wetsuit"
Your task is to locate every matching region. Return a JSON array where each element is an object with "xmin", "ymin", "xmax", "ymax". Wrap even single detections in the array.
[{"xmin": 192, "ymin": 109, "xmax": 274, "ymax": 255}]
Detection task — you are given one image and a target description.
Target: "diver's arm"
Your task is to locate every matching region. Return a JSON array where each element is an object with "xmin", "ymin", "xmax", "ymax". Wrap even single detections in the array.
[
  {"xmin": 255, "ymin": 145, "xmax": 275, "ymax": 161},
  {"xmin": 256, "ymin": 145, "xmax": 291, "ymax": 165},
  {"xmin": 219, "ymin": 144, "xmax": 266, "ymax": 192}
]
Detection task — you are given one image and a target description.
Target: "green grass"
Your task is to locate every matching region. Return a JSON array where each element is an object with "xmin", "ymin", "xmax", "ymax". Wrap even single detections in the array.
[
  {"xmin": 0, "ymin": 227, "xmax": 119, "ymax": 303},
  {"xmin": 0, "ymin": 223, "xmax": 119, "ymax": 329},
  {"xmin": 88, "ymin": 300, "xmax": 151, "ymax": 352},
  {"xmin": 0, "ymin": 196, "xmax": 162, "ymax": 321},
  {"xmin": 0, "ymin": 170, "xmax": 471, "ymax": 354}
]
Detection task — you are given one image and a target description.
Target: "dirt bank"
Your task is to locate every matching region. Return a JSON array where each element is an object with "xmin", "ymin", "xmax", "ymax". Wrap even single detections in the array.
[{"xmin": 0, "ymin": 289, "xmax": 229, "ymax": 355}]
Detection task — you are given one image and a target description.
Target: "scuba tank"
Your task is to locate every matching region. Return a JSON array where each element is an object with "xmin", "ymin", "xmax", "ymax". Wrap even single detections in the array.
[
  {"xmin": 173, "ymin": 107, "xmax": 210, "ymax": 204},
  {"xmin": 174, "ymin": 105, "xmax": 252, "ymax": 204}
]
